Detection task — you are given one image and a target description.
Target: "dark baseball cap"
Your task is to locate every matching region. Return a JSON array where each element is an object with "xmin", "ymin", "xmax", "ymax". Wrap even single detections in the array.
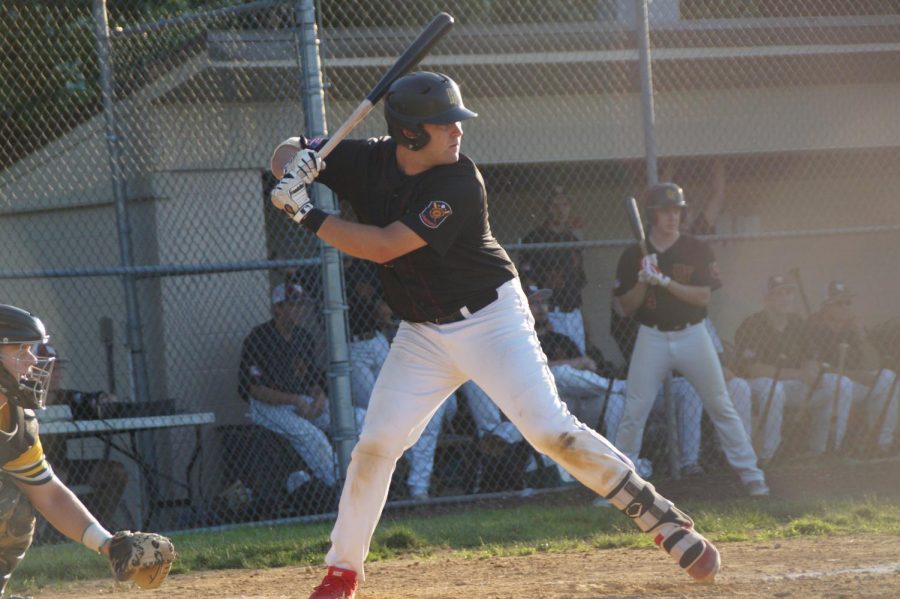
[
  {"xmin": 766, "ymin": 274, "xmax": 796, "ymax": 294},
  {"xmin": 824, "ymin": 280, "xmax": 855, "ymax": 304},
  {"xmin": 526, "ymin": 285, "xmax": 553, "ymax": 304}
]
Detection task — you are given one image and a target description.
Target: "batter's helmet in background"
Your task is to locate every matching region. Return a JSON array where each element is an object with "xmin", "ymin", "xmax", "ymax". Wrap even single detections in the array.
[
  {"xmin": 384, "ymin": 71, "xmax": 477, "ymax": 151},
  {"xmin": 645, "ymin": 182, "xmax": 686, "ymax": 212}
]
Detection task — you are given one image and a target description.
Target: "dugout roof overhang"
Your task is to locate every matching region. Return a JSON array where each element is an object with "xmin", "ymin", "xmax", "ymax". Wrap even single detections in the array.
[{"xmin": 147, "ymin": 15, "xmax": 900, "ymax": 104}]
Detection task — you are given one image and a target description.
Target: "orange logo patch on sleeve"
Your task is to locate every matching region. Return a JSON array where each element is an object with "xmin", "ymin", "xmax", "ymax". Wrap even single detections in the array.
[{"xmin": 419, "ymin": 200, "xmax": 453, "ymax": 229}]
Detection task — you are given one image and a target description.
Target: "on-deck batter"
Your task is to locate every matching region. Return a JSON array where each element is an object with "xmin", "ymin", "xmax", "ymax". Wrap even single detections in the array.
[
  {"xmin": 612, "ymin": 182, "xmax": 769, "ymax": 496},
  {"xmin": 269, "ymin": 72, "xmax": 722, "ymax": 599}
]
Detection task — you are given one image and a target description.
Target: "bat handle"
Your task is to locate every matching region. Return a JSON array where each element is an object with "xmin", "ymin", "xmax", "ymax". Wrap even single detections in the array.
[{"xmin": 318, "ymin": 100, "xmax": 375, "ymax": 159}]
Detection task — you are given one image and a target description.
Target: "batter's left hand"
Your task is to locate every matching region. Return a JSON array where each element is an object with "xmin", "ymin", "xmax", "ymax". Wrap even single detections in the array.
[
  {"xmin": 271, "ymin": 174, "xmax": 316, "ymax": 223},
  {"xmin": 648, "ymin": 271, "xmax": 671, "ymax": 288},
  {"xmin": 285, "ymin": 148, "xmax": 325, "ymax": 185}
]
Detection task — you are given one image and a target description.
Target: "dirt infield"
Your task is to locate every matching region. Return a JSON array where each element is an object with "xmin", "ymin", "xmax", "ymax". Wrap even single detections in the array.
[{"xmin": 32, "ymin": 534, "xmax": 899, "ymax": 598}]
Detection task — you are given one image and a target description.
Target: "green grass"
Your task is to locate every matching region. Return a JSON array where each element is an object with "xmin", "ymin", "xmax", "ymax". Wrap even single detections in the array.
[{"xmin": 11, "ymin": 494, "xmax": 900, "ymax": 594}]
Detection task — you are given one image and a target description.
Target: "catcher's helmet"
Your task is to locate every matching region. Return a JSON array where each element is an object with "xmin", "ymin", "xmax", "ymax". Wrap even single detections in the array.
[
  {"xmin": 645, "ymin": 182, "xmax": 686, "ymax": 212},
  {"xmin": 0, "ymin": 304, "xmax": 47, "ymax": 345},
  {"xmin": 0, "ymin": 304, "xmax": 54, "ymax": 409},
  {"xmin": 384, "ymin": 71, "xmax": 477, "ymax": 151}
]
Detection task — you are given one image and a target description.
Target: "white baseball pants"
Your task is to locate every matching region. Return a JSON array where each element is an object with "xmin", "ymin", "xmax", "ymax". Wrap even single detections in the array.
[
  {"xmin": 248, "ymin": 398, "xmax": 341, "ymax": 487},
  {"xmin": 615, "ymin": 322, "xmax": 765, "ymax": 484},
  {"xmin": 325, "ymin": 278, "xmax": 634, "ymax": 579},
  {"xmin": 834, "ymin": 369, "xmax": 898, "ymax": 451}
]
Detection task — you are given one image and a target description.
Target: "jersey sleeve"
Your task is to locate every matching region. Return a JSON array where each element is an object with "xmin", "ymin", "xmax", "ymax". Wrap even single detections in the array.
[
  {"xmin": 238, "ymin": 329, "xmax": 268, "ymax": 400},
  {"xmin": 693, "ymin": 241, "xmax": 722, "ymax": 291},
  {"xmin": 613, "ymin": 245, "xmax": 641, "ymax": 297},
  {"xmin": 400, "ymin": 174, "xmax": 481, "ymax": 257},
  {"xmin": 4, "ymin": 436, "xmax": 54, "ymax": 485}
]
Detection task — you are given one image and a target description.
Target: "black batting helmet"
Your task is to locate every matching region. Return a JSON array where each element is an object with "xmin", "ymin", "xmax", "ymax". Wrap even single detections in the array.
[
  {"xmin": 645, "ymin": 182, "xmax": 686, "ymax": 212},
  {"xmin": 384, "ymin": 72, "xmax": 477, "ymax": 151}
]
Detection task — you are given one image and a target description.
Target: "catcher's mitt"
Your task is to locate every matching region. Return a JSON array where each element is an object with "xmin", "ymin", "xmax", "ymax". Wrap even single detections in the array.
[{"xmin": 108, "ymin": 530, "xmax": 176, "ymax": 589}]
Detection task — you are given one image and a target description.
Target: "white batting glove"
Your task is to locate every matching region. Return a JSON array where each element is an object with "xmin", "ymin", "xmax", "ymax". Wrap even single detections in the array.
[
  {"xmin": 648, "ymin": 271, "xmax": 671, "ymax": 288},
  {"xmin": 640, "ymin": 253, "xmax": 658, "ymax": 272},
  {"xmin": 271, "ymin": 173, "xmax": 316, "ymax": 223},
  {"xmin": 285, "ymin": 148, "xmax": 325, "ymax": 185},
  {"xmin": 638, "ymin": 269, "xmax": 653, "ymax": 284}
]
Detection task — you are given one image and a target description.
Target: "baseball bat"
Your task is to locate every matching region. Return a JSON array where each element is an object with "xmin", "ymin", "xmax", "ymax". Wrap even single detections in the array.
[
  {"xmin": 754, "ymin": 355, "xmax": 786, "ymax": 454},
  {"xmin": 789, "ymin": 267, "xmax": 811, "ymax": 317},
  {"xmin": 270, "ymin": 13, "xmax": 455, "ymax": 179},
  {"xmin": 866, "ymin": 364, "xmax": 897, "ymax": 456},
  {"xmin": 624, "ymin": 196, "xmax": 648, "ymax": 256},
  {"xmin": 826, "ymin": 342, "xmax": 850, "ymax": 453}
]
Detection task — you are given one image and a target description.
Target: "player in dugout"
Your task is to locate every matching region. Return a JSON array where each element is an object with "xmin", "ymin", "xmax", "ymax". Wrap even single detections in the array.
[
  {"xmin": 268, "ymin": 71, "xmax": 721, "ymax": 599},
  {"xmin": 0, "ymin": 304, "xmax": 175, "ymax": 597}
]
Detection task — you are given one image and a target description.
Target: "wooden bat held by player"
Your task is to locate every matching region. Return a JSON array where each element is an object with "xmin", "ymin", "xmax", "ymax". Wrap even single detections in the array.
[
  {"xmin": 789, "ymin": 267, "xmax": 811, "ymax": 318},
  {"xmin": 754, "ymin": 353, "xmax": 786, "ymax": 454},
  {"xmin": 826, "ymin": 342, "xmax": 850, "ymax": 453},
  {"xmin": 624, "ymin": 196, "xmax": 648, "ymax": 256},
  {"xmin": 271, "ymin": 12, "xmax": 455, "ymax": 179}
]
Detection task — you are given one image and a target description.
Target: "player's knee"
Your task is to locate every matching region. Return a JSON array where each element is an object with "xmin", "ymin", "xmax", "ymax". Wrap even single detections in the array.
[
  {"xmin": 353, "ymin": 435, "xmax": 404, "ymax": 461},
  {"xmin": 0, "ymin": 483, "xmax": 34, "ymax": 547}
]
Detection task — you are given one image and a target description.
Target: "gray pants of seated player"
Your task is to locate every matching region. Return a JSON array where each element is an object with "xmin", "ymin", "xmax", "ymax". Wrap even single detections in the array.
[{"xmin": 0, "ymin": 477, "xmax": 36, "ymax": 596}]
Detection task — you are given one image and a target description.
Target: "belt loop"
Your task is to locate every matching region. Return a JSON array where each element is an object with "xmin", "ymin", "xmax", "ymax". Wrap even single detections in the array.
[{"xmin": 459, "ymin": 306, "xmax": 472, "ymax": 319}]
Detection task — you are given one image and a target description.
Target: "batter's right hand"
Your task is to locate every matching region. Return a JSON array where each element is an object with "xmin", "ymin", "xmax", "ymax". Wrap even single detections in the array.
[
  {"xmin": 285, "ymin": 148, "xmax": 325, "ymax": 185},
  {"xmin": 271, "ymin": 173, "xmax": 316, "ymax": 223},
  {"xmin": 640, "ymin": 253, "xmax": 658, "ymax": 272}
]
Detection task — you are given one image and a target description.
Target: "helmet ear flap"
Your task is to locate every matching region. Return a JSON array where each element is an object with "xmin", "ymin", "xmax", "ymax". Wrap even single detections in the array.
[{"xmin": 388, "ymin": 122, "xmax": 431, "ymax": 151}]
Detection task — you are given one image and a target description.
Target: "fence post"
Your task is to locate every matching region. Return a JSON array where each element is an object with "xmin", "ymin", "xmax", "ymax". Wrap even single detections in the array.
[
  {"xmin": 91, "ymin": 0, "xmax": 151, "ymax": 407},
  {"xmin": 296, "ymin": 0, "xmax": 356, "ymax": 477},
  {"xmin": 93, "ymin": 0, "xmax": 158, "ymax": 527}
]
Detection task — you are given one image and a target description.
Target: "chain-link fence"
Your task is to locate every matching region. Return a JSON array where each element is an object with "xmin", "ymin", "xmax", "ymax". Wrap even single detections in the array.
[{"xmin": 1, "ymin": 0, "xmax": 898, "ymax": 537}]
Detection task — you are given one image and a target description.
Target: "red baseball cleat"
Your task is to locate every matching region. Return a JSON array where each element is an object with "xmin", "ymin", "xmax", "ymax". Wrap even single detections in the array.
[{"xmin": 309, "ymin": 566, "xmax": 358, "ymax": 599}]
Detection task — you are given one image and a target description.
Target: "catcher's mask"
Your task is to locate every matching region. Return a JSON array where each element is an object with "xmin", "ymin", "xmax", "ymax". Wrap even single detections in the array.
[
  {"xmin": 384, "ymin": 71, "xmax": 477, "ymax": 151},
  {"xmin": 0, "ymin": 304, "xmax": 54, "ymax": 410}
]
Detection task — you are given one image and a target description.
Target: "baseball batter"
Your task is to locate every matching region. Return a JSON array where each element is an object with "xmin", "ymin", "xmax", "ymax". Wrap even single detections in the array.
[
  {"xmin": 270, "ymin": 72, "xmax": 721, "ymax": 599},
  {"xmin": 612, "ymin": 183, "xmax": 769, "ymax": 497}
]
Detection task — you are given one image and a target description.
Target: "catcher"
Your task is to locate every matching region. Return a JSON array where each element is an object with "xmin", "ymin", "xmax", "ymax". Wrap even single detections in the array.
[{"xmin": 0, "ymin": 303, "xmax": 176, "ymax": 596}]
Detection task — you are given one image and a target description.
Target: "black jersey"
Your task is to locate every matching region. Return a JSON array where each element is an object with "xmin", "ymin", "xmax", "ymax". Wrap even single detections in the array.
[
  {"xmin": 345, "ymin": 259, "xmax": 383, "ymax": 338},
  {"xmin": 238, "ymin": 320, "xmax": 322, "ymax": 400},
  {"xmin": 805, "ymin": 313, "xmax": 865, "ymax": 370},
  {"xmin": 539, "ymin": 330, "xmax": 583, "ymax": 362},
  {"xmin": 313, "ymin": 137, "xmax": 517, "ymax": 322},
  {"xmin": 735, "ymin": 311, "xmax": 811, "ymax": 370},
  {"xmin": 613, "ymin": 235, "xmax": 721, "ymax": 329},
  {"xmin": 520, "ymin": 227, "xmax": 586, "ymax": 312}
]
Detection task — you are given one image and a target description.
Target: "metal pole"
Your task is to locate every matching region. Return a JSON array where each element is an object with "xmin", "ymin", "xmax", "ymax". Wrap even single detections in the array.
[
  {"xmin": 92, "ymin": 0, "xmax": 151, "ymax": 406},
  {"xmin": 663, "ymin": 373, "xmax": 681, "ymax": 479},
  {"xmin": 635, "ymin": 0, "xmax": 659, "ymax": 185},
  {"xmin": 93, "ymin": 0, "xmax": 156, "ymax": 527},
  {"xmin": 297, "ymin": 0, "xmax": 355, "ymax": 476}
]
